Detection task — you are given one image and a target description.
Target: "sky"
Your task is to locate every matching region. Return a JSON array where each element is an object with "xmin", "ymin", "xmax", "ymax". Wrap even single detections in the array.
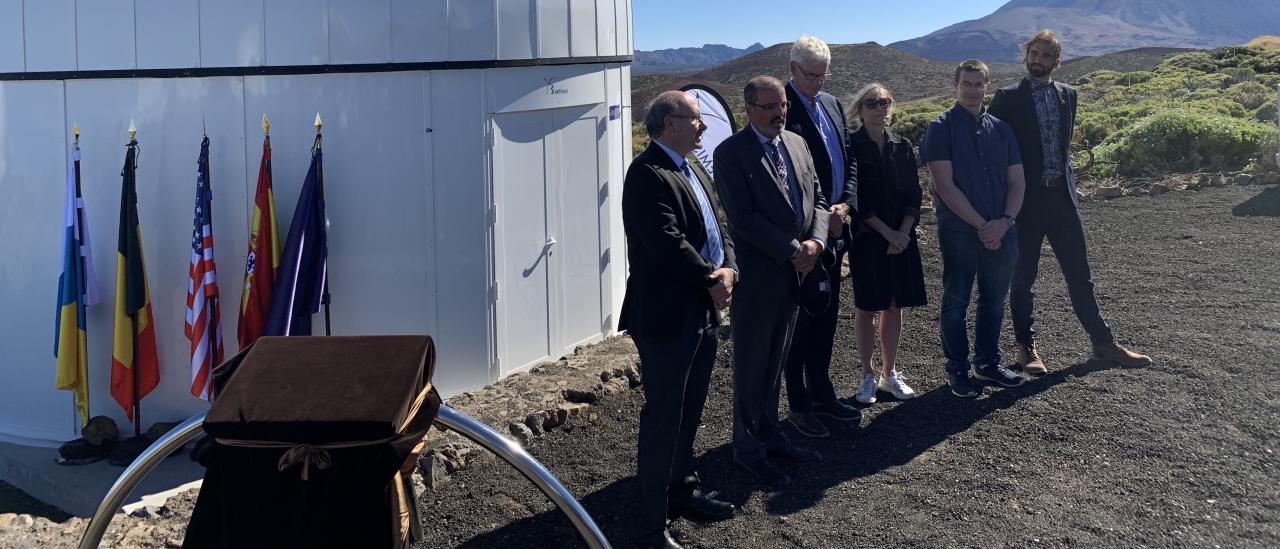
[{"xmin": 633, "ymin": 0, "xmax": 1010, "ymax": 51}]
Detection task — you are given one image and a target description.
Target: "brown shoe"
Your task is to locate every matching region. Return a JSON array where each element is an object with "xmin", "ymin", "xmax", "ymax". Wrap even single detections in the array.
[
  {"xmin": 1092, "ymin": 342, "xmax": 1151, "ymax": 367},
  {"xmin": 1016, "ymin": 342, "xmax": 1047, "ymax": 375}
]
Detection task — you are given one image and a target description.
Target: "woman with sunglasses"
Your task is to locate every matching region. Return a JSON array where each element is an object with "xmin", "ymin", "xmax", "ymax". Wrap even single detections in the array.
[{"xmin": 847, "ymin": 83, "xmax": 927, "ymax": 404}]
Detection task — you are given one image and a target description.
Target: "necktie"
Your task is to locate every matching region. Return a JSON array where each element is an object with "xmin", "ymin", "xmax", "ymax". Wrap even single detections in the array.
[
  {"xmin": 681, "ymin": 161, "xmax": 724, "ymax": 267},
  {"xmin": 766, "ymin": 140, "xmax": 803, "ymax": 227}
]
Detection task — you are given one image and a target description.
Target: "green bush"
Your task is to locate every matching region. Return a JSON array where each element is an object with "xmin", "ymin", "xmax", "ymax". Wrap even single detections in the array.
[
  {"xmin": 1254, "ymin": 97, "xmax": 1278, "ymax": 124},
  {"xmin": 1224, "ymin": 81, "xmax": 1273, "ymax": 111},
  {"xmin": 891, "ymin": 101, "xmax": 949, "ymax": 145},
  {"xmin": 1093, "ymin": 109, "xmax": 1275, "ymax": 176}
]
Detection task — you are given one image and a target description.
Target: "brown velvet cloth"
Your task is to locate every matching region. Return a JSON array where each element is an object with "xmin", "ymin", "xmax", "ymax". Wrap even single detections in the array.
[{"xmin": 184, "ymin": 336, "xmax": 441, "ymax": 549}]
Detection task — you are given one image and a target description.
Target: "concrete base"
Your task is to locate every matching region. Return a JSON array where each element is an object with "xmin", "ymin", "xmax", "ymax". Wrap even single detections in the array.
[{"xmin": 0, "ymin": 439, "xmax": 203, "ymax": 517}]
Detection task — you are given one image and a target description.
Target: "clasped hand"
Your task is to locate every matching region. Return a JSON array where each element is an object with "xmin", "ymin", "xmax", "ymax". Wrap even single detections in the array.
[
  {"xmin": 977, "ymin": 218, "xmax": 1011, "ymax": 250},
  {"xmin": 791, "ymin": 240, "xmax": 822, "ymax": 276},
  {"xmin": 707, "ymin": 268, "xmax": 735, "ymax": 310}
]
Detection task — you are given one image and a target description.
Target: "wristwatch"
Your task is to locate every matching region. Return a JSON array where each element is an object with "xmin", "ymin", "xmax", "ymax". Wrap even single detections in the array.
[{"xmin": 999, "ymin": 214, "xmax": 1015, "ymax": 225}]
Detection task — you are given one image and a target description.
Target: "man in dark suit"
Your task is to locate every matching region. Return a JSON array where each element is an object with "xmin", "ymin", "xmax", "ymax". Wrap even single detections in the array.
[
  {"xmin": 781, "ymin": 35, "xmax": 860, "ymax": 438},
  {"xmin": 988, "ymin": 30, "xmax": 1150, "ymax": 374},
  {"xmin": 620, "ymin": 90, "xmax": 738, "ymax": 549},
  {"xmin": 714, "ymin": 76, "xmax": 828, "ymax": 487}
]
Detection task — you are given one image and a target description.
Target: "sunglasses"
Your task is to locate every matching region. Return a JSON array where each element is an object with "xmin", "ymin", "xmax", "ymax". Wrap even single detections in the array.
[{"xmin": 863, "ymin": 98, "xmax": 893, "ymax": 110}]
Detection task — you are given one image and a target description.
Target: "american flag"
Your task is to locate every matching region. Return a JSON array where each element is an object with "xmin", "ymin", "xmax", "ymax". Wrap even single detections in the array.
[{"xmin": 185, "ymin": 136, "xmax": 223, "ymax": 400}]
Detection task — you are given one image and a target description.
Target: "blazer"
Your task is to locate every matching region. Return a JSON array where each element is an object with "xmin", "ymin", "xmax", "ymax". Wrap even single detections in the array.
[
  {"xmin": 849, "ymin": 126, "xmax": 922, "ymax": 232},
  {"xmin": 988, "ymin": 76, "xmax": 1080, "ymax": 210},
  {"xmin": 712, "ymin": 126, "xmax": 828, "ymax": 275},
  {"xmin": 619, "ymin": 141, "xmax": 738, "ymax": 340},
  {"xmin": 784, "ymin": 83, "xmax": 857, "ymax": 210}
]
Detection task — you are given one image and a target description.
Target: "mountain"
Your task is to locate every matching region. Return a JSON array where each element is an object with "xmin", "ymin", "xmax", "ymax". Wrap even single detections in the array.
[
  {"xmin": 631, "ymin": 42, "xmax": 1026, "ymax": 122},
  {"xmin": 633, "ymin": 43, "xmax": 765, "ymax": 75},
  {"xmin": 889, "ymin": 0, "xmax": 1280, "ymax": 62}
]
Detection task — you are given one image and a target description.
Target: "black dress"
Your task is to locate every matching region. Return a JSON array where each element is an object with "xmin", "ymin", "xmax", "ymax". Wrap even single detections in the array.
[{"xmin": 849, "ymin": 126, "xmax": 928, "ymax": 311}]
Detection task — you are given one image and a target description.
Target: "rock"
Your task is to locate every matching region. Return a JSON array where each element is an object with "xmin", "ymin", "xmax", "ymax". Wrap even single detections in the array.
[
  {"xmin": 1095, "ymin": 186, "xmax": 1123, "ymax": 199},
  {"xmin": 1184, "ymin": 179, "xmax": 1202, "ymax": 191},
  {"xmin": 508, "ymin": 421, "xmax": 533, "ymax": 447},
  {"xmin": 82, "ymin": 415, "xmax": 120, "ymax": 446},
  {"xmin": 624, "ymin": 364, "xmax": 642, "ymax": 388},
  {"xmin": 14, "ymin": 514, "xmax": 34, "ymax": 528},
  {"xmin": 420, "ymin": 452, "xmax": 449, "ymax": 490},
  {"xmin": 1258, "ymin": 172, "xmax": 1280, "ymax": 185},
  {"xmin": 1124, "ymin": 187, "xmax": 1149, "ymax": 197},
  {"xmin": 599, "ymin": 370, "xmax": 613, "ymax": 382},
  {"xmin": 129, "ymin": 505, "xmax": 167, "ymax": 519},
  {"xmin": 1150, "ymin": 183, "xmax": 1170, "ymax": 194},
  {"xmin": 524, "ymin": 412, "xmax": 546, "ymax": 435},
  {"xmin": 165, "ymin": 537, "xmax": 185, "ymax": 548},
  {"xmin": 563, "ymin": 387, "xmax": 599, "ymax": 404},
  {"xmin": 1209, "ymin": 174, "xmax": 1228, "ymax": 187},
  {"xmin": 1197, "ymin": 173, "xmax": 1210, "ymax": 185},
  {"xmin": 1234, "ymin": 173, "xmax": 1253, "ymax": 186},
  {"xmin": 145, "ymin": 421, "xmax": 180, "ymax": 442}
]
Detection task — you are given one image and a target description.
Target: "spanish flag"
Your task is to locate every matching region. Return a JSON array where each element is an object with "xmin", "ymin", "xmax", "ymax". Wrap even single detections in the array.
[
  {"xmin": 111, "ymin": 139, "xmax": 160, "ymax": 420},
  {"xmin": 54, "ymin": 139, "xmax": 99, "ymax": 428},
  {"xmin": 237, "ymin": 134, "xmax": 279, "ymax": 349}
]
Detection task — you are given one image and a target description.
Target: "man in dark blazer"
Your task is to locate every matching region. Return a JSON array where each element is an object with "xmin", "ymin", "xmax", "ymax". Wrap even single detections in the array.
[
  {"xmin": 620, "ymin": 90, "xmax": 738, "ymax": 549},
  {"xmin": 714, "ymin": 76, "xmax": 828, "ymax": 487},
  {"xmin": 781, "ymin": 35, "xmax": 860, "ymax": 438},
  {"xmin": 988, "ymin": 30, "xmax": 1150, "ymax": 374}
]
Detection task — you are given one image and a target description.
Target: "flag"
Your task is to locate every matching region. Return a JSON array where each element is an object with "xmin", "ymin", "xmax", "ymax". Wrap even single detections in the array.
[
  {"xmin": 54, "ymin": 140, "xmax": 99, "ymax": 427},
  {"xmin": 185, "ymin": 137, "xmax": 223, "ymax": 400},
  {"xmin": 263, "ymin": 142, "xmax": 328, "ymax": 336},
  {"xmin": 237, "ymin": 135, "xmax": 279, "ymax": 349},
  {"xmin": 111, "ymin": 140, "xmax": 161, "ymax": 420}
]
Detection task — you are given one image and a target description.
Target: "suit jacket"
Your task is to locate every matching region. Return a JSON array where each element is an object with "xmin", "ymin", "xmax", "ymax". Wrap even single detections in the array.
[
  {"xmin": 988, "ymin": 76, "xmax": 1080, "ymax": 212},
  {"xmin": 713, "ymin": 126, "xmax": 828, "ymax": 288},
  {"xmin": 619, "ymin": 142, "xmax": 738, "ymax": 340},
  {"xmin": 784, "ymin": 82, "xmax": 857, "ymax": 210}
]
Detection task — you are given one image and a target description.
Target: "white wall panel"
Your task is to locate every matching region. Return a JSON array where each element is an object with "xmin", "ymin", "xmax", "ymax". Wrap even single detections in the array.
[
  {"xmin": 136, "ymin": 0, "xmax": 199, "ymax": 70},
  {"xmin": 243, "ymin": 73, "xmax": 433, "ymax": 347},
  {"xmin": 624, "ymin": 0, "xmax": 633, "ymax": 54},
  {"xmin": 449, "ymin": 0, "xmax": 496, "ymax": 61},
  {"xmin": 75, "ymin": 0, "xmax": 135, "ymax": 71},
  {"xmin": 569, "ymin": 0, "xmax": 596, "ymax": 58},
  {"xmin": 200, "ymin": 0, "xmax": 264, "ymax": 67},
  {"xmin": 265, "ymin": 0, "xmax": 328, "ymax": 66},
  {"xmin": 23, "ymin": 0, "xmax": 77, "ymax": 72},
  {"xmin": 604, "ymin": 66, "xmax": 626, "ymax": 331},
  {"xmin": 595, "ymin": 0, "xmax": 616, "ymax": 57},
  {"xmin": 391, "ymin": 0, "xmax": 446, "ymax": 63},
  {"xmin": 537, "ymin": 0, "xmax": 570, "ymax": 59},
  {"xmin": 497, "ymin": 0, "xmax": 535, "ymax": 61},
  {"xmin": 488, "ymin": 64, "xmax": 605, "ymax": 113},
  {"xmin": 329, "ymin": 0, "xmax": 391, "ymax": 64},
  {"xmin": 429, "ymin": 70, "xmax": 492, "ymax": 393},
  {"xmin": 0, "ymin": 0, "xmax": 25, "ymax": 72},
  {"xmin": 63, "ymin": 77, "xmax": 248, "ymax": 434},
  {"xmin": 0, "ymin": 81, "xmax": 73, "ymax": 443}
]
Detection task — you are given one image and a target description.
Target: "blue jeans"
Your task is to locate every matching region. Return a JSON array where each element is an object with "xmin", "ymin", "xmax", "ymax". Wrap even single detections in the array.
[{"xmin": 938, "ymin": 228, "xmax": 1019, "ymax": 373}]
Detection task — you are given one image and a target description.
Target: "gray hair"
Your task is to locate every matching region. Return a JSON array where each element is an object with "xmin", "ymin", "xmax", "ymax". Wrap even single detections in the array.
[
  {"xmin": 790, "ymin": 35, "xmax": 831, "ymax": 66},
  {"xmin": 644, "ymin": 90, "xmax": 687, "ymax": 138},
  {"xmin": 744, "ymin": 75, "xmax": 785, "ymax": 105}
]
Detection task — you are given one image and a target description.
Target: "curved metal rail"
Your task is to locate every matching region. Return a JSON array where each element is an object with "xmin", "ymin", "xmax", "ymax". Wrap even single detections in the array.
[{"xmin": 78, "ymin": 406, "xmax": 611, "ymax": 549}]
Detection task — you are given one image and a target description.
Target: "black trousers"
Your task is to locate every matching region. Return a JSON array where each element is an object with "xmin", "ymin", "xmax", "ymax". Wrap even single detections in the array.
[
  {"xmin": 783, "ymin": 243, "xmax": 845, "ymax": 412},
  {"xmin": 1010, "ymin": 186, "xmax": 1114, "ymax": 347},
  {"xmin": 632, "ymin": 315, "xmax": 718, "ymax": 544}
]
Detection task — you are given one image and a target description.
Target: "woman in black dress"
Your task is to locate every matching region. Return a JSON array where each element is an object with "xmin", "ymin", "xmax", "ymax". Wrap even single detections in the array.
[{"xmin": 847, "ymin": 83, "xmax": 928, "ymax": 404}]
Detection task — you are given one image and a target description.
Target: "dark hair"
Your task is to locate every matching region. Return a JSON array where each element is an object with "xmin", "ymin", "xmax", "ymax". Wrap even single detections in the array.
[
  {"xmin": 1022, "ymin": 29, "xmax": 1062, "ymax": 61},
  {"xmin": 953, "ymin": 59, "xmax": 990, "ymax": 84},
  {"xmin": 743, "ymin": 75, "xmax": 784, "ymax": 105},
  {"xmin": 643, "ymin": 91, "xmax": 686, "ymax": 138}
]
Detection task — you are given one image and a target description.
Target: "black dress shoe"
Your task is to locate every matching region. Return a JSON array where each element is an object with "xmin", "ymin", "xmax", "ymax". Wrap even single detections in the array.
[
  {"xmin": 636, "ymin": 529, "xmax": 683, "ymax": 549},
  {"xmin": 767, "ymin": 444, "xmax": 823, "ymax": 464},
  {"xmin": 734, "ymin": 457, "xmax": 791, "ymax": 486},
  {"xmin": 811, "ymin": 400, "xmax": 861, "ymax": 422},
  {"xmin": 668, "ymin": 490, "xmax": 736, "ymax": 521}
]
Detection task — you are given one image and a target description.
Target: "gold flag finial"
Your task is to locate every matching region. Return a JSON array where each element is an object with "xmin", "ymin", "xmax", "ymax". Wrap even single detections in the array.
[
  {"xmin": 73, "ymin": 123, "xmax": 80, "ymax": 141},
  {"xmin": 262, "ymin": 114, "xmax": 270, "ymax": 135},
  {"xmin": 314, "ymin": 113, "xmax": 323, "ymax": 133},
  {"xmin": 128, "ymin": 120, "xmax": 137, "ymax": 141}
]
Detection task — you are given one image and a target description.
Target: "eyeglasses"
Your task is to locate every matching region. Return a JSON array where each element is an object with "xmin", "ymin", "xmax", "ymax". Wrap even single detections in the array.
[
  {"xmin": 863, "ymin": 98, "xmax": 893, "ymax": 110},
  {"xmin": 957, "ymin": 80, "xmax": 989, "ymax": 91},
  {"xmin": 669, "ymin": 114, "xmax": 703, "ymax": 124},
  {"xmin": 748, "ymin": 101, "xmax": 791, "ymax": 111},
  {"xmin": 795, "ymin": 65, "xmax": 830, "ymax": 82}
]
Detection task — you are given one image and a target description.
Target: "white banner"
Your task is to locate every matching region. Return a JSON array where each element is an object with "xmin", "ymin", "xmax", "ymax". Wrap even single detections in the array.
[{"xmin": 682, "ymin": 85, "xmax": 737, "ymax": 179}]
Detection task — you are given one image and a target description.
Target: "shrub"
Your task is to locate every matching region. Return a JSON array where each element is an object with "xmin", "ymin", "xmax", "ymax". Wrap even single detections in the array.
[
  {"xmin": 891, "ymin": 101, "xmax": 949, "ymax": 145},
  {"xmin": 1253, "ymin": 97, "xmax": 1278, "ymax": 124},
  {"xmin": 1224, "ymin": 81, "xmax": 1273, "ymax": 111},
  {"xmin": 1093, "ymin": 109, "xmax": 1275, "ymax": 177}
]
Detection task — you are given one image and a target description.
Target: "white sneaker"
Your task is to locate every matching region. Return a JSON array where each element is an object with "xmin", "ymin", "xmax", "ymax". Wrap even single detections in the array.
[
  {"xmin": 855, "ymin": 373, "xmax": 878, "ymax": 404},
  {"xmin": 879, "ymin": 371, "xmax": 917, "ymax": 400}
]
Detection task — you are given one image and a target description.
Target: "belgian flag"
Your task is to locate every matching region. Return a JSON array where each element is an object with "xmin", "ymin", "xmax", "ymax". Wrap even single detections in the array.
[{"xmin": 110, "ymin": 139, "xmax": 160, "ymax": 421}]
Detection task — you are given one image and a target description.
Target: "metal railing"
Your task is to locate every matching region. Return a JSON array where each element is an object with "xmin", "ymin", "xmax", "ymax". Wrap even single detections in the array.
[{"xmin": 78, "ymin": 406, "xmax": 610, "ymax": 549}]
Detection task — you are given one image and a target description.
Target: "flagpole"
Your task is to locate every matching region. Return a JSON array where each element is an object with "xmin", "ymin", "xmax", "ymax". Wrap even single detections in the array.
[
  {"xmin": 127, "ymin": 123, "xmax": 142, "ymax": 438},
  {"xmin": 314, "ymin": 113, "xmax": 332, "ymax": 337}
]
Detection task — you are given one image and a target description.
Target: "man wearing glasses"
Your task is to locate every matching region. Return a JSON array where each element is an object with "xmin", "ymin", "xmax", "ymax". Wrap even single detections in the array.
[
  {"xmin": 781, "ymin": 35, "xmax": 861, "ymax": 438},
  {"xmin": 922, "ymin": 60, "xmax": 1027, "ymax": 398},
  {"xmin": 622, "ymin": 91, "xmax": 738, "ymax": 549},
  {"xmin": 714, "ymin": 76, "xmax": 828, "ymax": 486},
  {"xmin": 987, "ymin": 30, "xmax": 1151, "ymax": 374}
]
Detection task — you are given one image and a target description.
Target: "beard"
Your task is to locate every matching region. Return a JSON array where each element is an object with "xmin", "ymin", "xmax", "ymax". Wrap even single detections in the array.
[{"xmin": 1027, "ymin": 61, "xmax": 1053, "ymax": 78}]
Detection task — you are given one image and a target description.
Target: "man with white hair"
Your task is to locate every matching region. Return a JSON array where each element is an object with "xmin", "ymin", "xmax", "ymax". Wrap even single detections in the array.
[{"xmin": 782, "ymin": 35, "xmax": 860, "ymax": 438}]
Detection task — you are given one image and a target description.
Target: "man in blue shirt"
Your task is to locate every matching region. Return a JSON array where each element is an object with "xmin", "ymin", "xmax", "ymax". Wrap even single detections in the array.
[{"xmin": 922, "ymin": 60, "xmax": 1027, "ymax": 398}]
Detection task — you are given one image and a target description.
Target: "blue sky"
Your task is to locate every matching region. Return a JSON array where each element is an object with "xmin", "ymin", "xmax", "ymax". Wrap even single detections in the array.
[{"xmin": 633, "ymin": 0, "xmax": 1010, "ymax": 51}]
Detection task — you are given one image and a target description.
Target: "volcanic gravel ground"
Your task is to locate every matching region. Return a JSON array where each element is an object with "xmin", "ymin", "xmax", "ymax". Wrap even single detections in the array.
[{"xmin": 415, "ymin": 185, "xmax": 1280, "ymax": 548}]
